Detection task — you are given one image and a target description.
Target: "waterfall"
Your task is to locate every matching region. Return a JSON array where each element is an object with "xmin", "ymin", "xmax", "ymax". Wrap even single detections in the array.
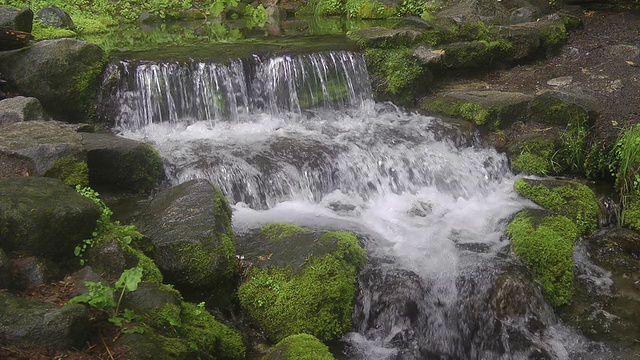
[{"xmin": 105, "ymin": 50, "xmax": 604, "ymax": 359}]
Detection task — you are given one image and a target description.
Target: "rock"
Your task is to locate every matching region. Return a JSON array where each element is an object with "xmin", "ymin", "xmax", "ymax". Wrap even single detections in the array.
[
  {"xmin": 498, "ymin": 19, "xmax": 569, "ymax": 61},
  {"xmin": 439, "ymin": 40, "xmax": 514, "ymax": 69},
  {"xmin": 237, "ymin": 224, "xmax": 366, "ymax": 342},
  {"xmin": 0, "ymin": 177, "xmax": 100, "ymax": 261},
  {"xmin": 0, "ymin": 291, "xmax": 89, "ymax": 350},
  {"xmin": 421, "ymin": 90, "xmax": 533, "ymax": 129},
  {"xmin": 437, "ymin": 0, "xmax": 509, "ymax": 25},
  {"xmin": 547, "ymin": 75, "xmax": 573, "ymax": 86},
  {"xmin": 0, "ymin": 248, "xmax": 10, "ymax": 289},
  {"xmin": 122, "ymin": 282, "xmax": 181, "ymax": 314},
  {"xmin": 263, "ymin": 334, "xmax": 335, "ymax": 360},
  {"xmin": 36, "ymin": 5, "xmax": 74, "ymax": 30},
  {"xmin": 347, "ymin": 27, "xmax": 422, "ymax": 48},
  {"xmin": 0, "ymin": 96, "xmax": 49, "ymax": 127},
  {"xmin": 10, "ymin": 256, "xmax": 60, "ymax": 292},
  {"xmin": 81, "ymin": 132, "xmax": 163, "ymax": 193},
  {"xmin": 605, "ymin": 44, "xmax": 640, "ymax": 60},
  {"xmin": 394, "ymin": 16, "xmax": 435, "ymax": 31},
  {"xmin": 509, "ymin": 7, "xmax": 536, "ymax": 24},
  {"xmin": 133, "ymin": 179, "xmax": 237, "ymax": 294},
  {"xmin": 412, "ymin": 45, "xmax": 444, "ymax": 65},
  {"xmin": 530, "ymin": 90, "xmax": 600, "ymax": 126},
  {"xmin": 0, "ymin": 121, "xmax": 87, "ymax": 184},
  {"xmin": 0, "ymin": 6, "xmax": 33, "ymax": 32},
  {"xmin": 0, "ymin": 38, "xmax": 106, "ymax": 123},
  {"xmin": 70, "ymin": 266, "xmax": 107, "ymax": 296},
  {"xmin": 139, "ymin": 11, "xmax": 161, "ymax": 24},
  {"xmin": 87, "ymin": 237, "xmax": 163, "ymax": 284}
]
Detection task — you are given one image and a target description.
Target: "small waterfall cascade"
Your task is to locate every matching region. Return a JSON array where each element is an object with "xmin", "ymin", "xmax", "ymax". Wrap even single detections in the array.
[
  {"xmin": 101, "ymin": 51, "xmax": 372, "ymax": 129},
  {"xmin": 107, "ymin": 50, "xmax": 610, "ymax": 359}
]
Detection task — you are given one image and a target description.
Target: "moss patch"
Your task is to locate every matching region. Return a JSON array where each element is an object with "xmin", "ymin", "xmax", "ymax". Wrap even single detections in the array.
[
  {"xmin": 622, "ymin": 194, "xmax": 640, "ymax": 230},
  {"xmin": 509, "ymin": 138, "xmax": 558, "ymax": 176},
  {"xmin": 364, "ymin": 47, "xmax": 426, "ymax": 105},
  {"xmin": 423, "ymin": 99, "xmax": 490, "ymax": 125},
  {"xmin": 263, "ymin": 334, "xmax": 335, "ymax": 360},
  {"xmin": 514, "ymin": 178, "xmax": 598, "ymax": 235},
  {"xmin": 507, "ymin": 210, "xmax": 578, "ymax": 307},
  {"xmin": 238, "ymin": 230, "xmax": 366, "ymax": 342},
  {"xmin": 43, "ymin": 156, "xmax": 89, "ymax": 187},
  {"xmin": 262, "ymin": 223, "xmax": 310, "ymax": 242}
]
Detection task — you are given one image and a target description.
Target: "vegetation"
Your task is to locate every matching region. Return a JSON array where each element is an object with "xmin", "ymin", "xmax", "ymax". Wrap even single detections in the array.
[
  {"xmin": 43, "ymin": 157, "xmax": 89, "ymax": 187},
  {"xmin": 238, "ymin": 230, "xmax": 366, "ymax": 342},
  {"xmin": 610, "ymin": 123, "xmax": 640, "ymax": 227},
  {"xmin": 262, "ymin": 334, "xmax": 335, "ymax": 360},
  {"xmin": 507, "ymin": 211, "xmax": 578, "ymax": 307},
  {"xmin": 365, "ymin": 47, "xmax": 425, "ymax": 104},
  {"xmin": 510, "ymin": 139, "xmax": 558, "ymax": 176}
]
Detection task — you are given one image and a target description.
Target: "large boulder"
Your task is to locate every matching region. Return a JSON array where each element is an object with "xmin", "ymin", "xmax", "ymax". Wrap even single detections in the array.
[
  {"xmin": 81, "ymin": 132, "xmax": 163, "ymax": 193},
  {"xmin": 0, "ymin": 121, "xmax": 88, "ymax": 185},
  {"xmin": 0, "ymin": 177, "xmax": 100, "ymax": 261},
  {"xmin": 237, "ymin": 224, "xmax": 366, "ymax": 342},
  {"xmin": 36, "ymin": 6, "xmax": 74, "ymax": 30},
  {"xmin": 0, "ymin": 38, "xmax": 105, "ymax": 122},
  {"xmin": 0, "ymin": 96, "xmax": 49, "ymax": 127},
  {"xmin": 133, "ymin": 179, "xmax": 237, "ymax": 296},
  {"xmin": 0, "ymin": 6, "xmax": 33, "ymax": 32},
  {"xmin": 436, "ymin": 0, "xmax": 509, "ymax": 25},
  {"xmin": 0, "ymin": 291, "xmax": 89, "ymax": 350}
]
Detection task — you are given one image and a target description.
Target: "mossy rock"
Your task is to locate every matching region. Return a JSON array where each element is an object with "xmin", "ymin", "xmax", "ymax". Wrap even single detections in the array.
[
  {"xmin": 87, "ymin": 235, "xmax": 163, "ymax": 284},
  {"xmin": 497, "ymin": 19, "xmax": 570, "ymax": 61},
  {"xmin": 514, "ymin": 178, "xmax": 599, "ymax": 235},
  {"xmin": 347, "ymin": 27, "xmax": 423, "ymax": 48},
  {"xmin": 364, "ymin": 47, "xmax": 429, "ymax": 105},
  {"xmin": 237, "ymin": 225, "xmax": 366, "ymax": 342},
  {"xmin": 0, "ymin": 177, "xmax": 100, "ymax": 261},
  {"xmin": 508, "ymin": 136, "xmax": 559, "ymax": 176},
  {"xmin": 439, "ymin": 39, "xmax": 514, "ymax": 69},
  {"xmin": 421, "ymin": 90, "xmax": 532, "ymax": 130},
  {"xmin": 529, "ymin": 90, "xmax": 599, "ymax": 127},
  {"xmin": 262, "ymin": 334, "xmax": 335, "ymax": 360},
  {"xmin": 622, "ymin": 193, "xmax": 640, "ymax": 230},
  {"xmin": 134, "ymin": 179, "xmax": 237, "ymax": 302},
  {"xmin": 507, "ymin": 209, "xmax": 578, "ymax": 307},
  {"xmin": 81, "ymin": 132, "xmax": 163, "ymax": 194}
]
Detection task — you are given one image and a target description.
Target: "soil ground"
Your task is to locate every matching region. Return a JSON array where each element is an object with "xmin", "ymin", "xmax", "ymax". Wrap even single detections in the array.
[{"xmin": 2, "ymin": 3, "xmax": 640, "ymax": 359}]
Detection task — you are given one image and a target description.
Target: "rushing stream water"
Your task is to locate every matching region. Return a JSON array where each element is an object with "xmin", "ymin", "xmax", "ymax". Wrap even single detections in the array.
[{"xmin": 102, "ymin": 50, "xmax": 619, "ymax": 359}]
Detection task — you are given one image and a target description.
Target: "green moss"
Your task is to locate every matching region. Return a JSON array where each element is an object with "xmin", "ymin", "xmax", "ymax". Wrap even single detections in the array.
[
  {"xmin": 514, "ymin": 178, "xmax": 598, "ymax": 235},
  {"xmin": 423, "ymin": 99, "xmax": 490, "ymax": 125},
  {"xmin": 512, "ymin": 153, "xmax": 551, "ymax": 176},
  {"xmin": 124, "ymin": 244, "xmax": 163, "ymax": 283},
  {"xmin": 346, "ymin": 0, "xmax": 396, "ymax": 19},
  {"xmin": 262, "ymin": 334, "xmax": 335, "ymax": 360},
  {"xmin": 180, "ymin": 302, "xmax": 246, "ymax": 360},
  {"xmin": 540, "ymin": 23, "xmax": 568, "ymax": 54},
  {"xmin": 510, "ymin": 138, "xmax": 558, "ymax": 176},
  {"xmin": 365, "ymin": 47, "xmax": 426, "ymax": 104},
  {"xmin": 238, "ymin": 230, "xmax": 365, "ymax": 342},
  {"xmin": 622, "ymin": 194, "xmax": 640, "ymax": 230},
  {"xmin": 31, "ymin": 20, "xmax": 77, "ymax": 40},
  {"xmin": 72, "ymin": 53, "xmax": 108, "ymax": 122},
  {"xmin": 43, "ymin": 157, "xmax": 89, "ymax": 187},
  {"xmin": 507, "ymin": 211, "xmax": 578, "ymax": 307},
  {"xmin": 262, "ymin": 223, "xmax": 310, "ymax": 242},
  {"xmin": 74, "ymin": 17, "xmax": 109, "ymax": 35}
]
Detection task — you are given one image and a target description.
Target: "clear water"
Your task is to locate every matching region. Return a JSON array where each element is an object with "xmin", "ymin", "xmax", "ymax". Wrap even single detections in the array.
[{"xmin": 106, "ymin": 51, "xmax": 614, "ymax": 359}]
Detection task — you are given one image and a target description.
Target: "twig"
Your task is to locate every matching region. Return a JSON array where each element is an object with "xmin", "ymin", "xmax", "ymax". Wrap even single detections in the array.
[{"xmin": 100, "ymin": 331, "xmax": 115, "ymax": 360}]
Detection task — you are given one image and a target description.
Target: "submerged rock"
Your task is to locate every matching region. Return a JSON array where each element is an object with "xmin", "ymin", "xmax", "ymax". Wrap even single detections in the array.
[{"xmin": 0, "ymin": 292, "xmax": 89, "ymax": 350}]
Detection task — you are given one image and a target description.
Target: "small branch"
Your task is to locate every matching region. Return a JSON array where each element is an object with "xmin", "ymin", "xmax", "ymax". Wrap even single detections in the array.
[{"xmin": 100, "ymin": 331, "xmax": 115, "ymax": 360}]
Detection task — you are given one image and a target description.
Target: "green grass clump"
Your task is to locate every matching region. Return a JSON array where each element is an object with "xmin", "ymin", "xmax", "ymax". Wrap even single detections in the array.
[
  {"xmin": 513, "ymin": 178, "xmax": 598, "ymax": 235},
  {"xmin": 238, "ymin": 231, "xmax": 365, "ymax": 342},
  {"xmin": 610, "ymin": 123, "xmax": 640, "ymax": 226},
  {"xmin": 507, "ymin": 211, "xmax": 578, "ymax": 307},
  {"xmin": 262, "ymin": 334, "xmax": 335, "ymax": 360}
]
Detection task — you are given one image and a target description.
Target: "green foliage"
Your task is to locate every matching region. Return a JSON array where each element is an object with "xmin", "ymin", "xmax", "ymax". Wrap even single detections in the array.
[
  {"xmin": 31, "ymin": 20, "xmax": 77, "ymax": 40},
  {"xmin": 424, "ymin": 99, "xmax": 490, "ymax": 125},
  {"xmin": 262, "ymin": 223, "xmax": 309, "ymax": 242},
  {"xmin": 243, "ymin": 4, "xmax": 268, "ymax": 27},
  {"xmin": 610, "ymin": 123, "xmax": 640, "ymax": 225},
  {"xmin": 507, "ymin": 211, "xmax": 578, "ymax": 307},
  {"xmin": 584, "ymin": 141, "xmax": 610, "ymax": 180},
  {"xmin": 513, "ymin": 179, "xmax": 599, "ymax": 235},
  {"xmin": 559, "ymin": 109, "xmax": 589, "ymax": 174},
  {"xmin": 365, "ymin": 47, "xmax": 424, "ymax": 103},
  {"xmin": 345, "ymin": 0, "xmax": 395, "ymax": 19},
  {"xmin": 263, "ymin": 334, "xmax": 335, "ymax": 360},
  {"xmin": 238, "ymin": 231, "xmax": 365, "ymax": 342},
  {"xmin": 313, "ymin": 0, "xmax": 345, "ymax": 16},
  {"xmin": 43, "ymin": 157, "xmax": 89, "ymax": 187},
  {"xmin": 511, "ymin": 139, "xmax": 559, "ymax": 176}
]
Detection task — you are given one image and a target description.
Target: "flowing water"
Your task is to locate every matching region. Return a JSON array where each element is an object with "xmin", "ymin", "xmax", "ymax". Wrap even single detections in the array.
[{"xmin": 103, "ymin": 50, "xmax": 615, "ymax": 359}]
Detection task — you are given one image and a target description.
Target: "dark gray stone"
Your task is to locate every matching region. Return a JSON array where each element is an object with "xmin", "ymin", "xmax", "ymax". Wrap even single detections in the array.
[
  {"xmin": 36, "ymin": 5, "xmax": 74, "ymax": 30},
  {"xmin": 9, "ymin": 256, "xmax": 60, "ymax": 292},
  {"xmin": 0, "ymin": 96, "xmax": 49, "ymax": 127},
  {"xmin": 509, "ymin": 7, "xmax": 535, "ymax": 24},
  {"xmin": 0, "ymin": 177, "xmax": 100, "ymax": 261},
  {"xmin": 0, "ymin": 248, "xmax": 10, "ymax": 289},
  {"xmin": 0, "ymin": 6, "xmax": 33, "ymax": 32},
  {"xmin": 0, "ymin": 291, "xmax": 89, "ymax": 350},
  {"xmin": 81, "ymin": 132, "xmax": 163, "ymax": 193}
]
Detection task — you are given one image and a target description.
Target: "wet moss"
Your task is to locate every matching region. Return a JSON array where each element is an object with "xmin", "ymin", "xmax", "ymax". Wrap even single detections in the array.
[
  {"xmin": 507, "ymin": 211, "xmax": 578, "ymax": 307},
  {"xmin": 44, "ymin": 156, "xmax": 89, "ymax": 187},
  {"xmin": 623, "ymin": 194, "xmax": 640, "ymax": 230},
  {"xmin": 262, "ymin": 223, "xmax": 310, "ymax": 242},
  {"xmin": 423, "ymin": 99, "xmax": 490, "ymax": 125},
  {"xmin": 72, "ymin": 53, "xmax": 108, "ymax": 122},
  {"xmin": 513, "ymin": 178, "xmax": 598, "ymax": 235},
  {"xmin": 238, "ymin": 230, "xmax": 366, "ymax": 342},
  {"xmin": 263, "ymin": 333, "xmax": 335, "ymax": 360},
  {"xmin": 540, "ymin": 22, "xmax": 568, "ymax": 55},
  {"xmin": 509, "ymin": 138, "xmax": 558, "ymax": 176},
  {"xmin": 364, "ymin": 47, "xmax": 426, "ymax": 105}
]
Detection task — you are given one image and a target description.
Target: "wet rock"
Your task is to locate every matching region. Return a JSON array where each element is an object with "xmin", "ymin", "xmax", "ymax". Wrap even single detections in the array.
[
  {"xmin": 0, "ymin": 38, "xmax": 105, "ymax": 122},
  {"xmin": 0, "ymin": 248, "xmax": 10, "ymax": 289},
  {"xmin": 530, "ymin": 90, "xmax": 600, "ymax": 126},
  {"xmin": 122, "ymin": 282, "xmax": 182, "ymax": 314},
  {"xmin": 394, "ymin": 16, "xmax": 435, "ymax": 31},
  {"xmin": 509, "ymin": 7, "xmax": 536, "ymax": 24},
  {"xmin": 0, "ymin": 121, "xmax": 87, "ymax": 183},
  {"xmin": 0, "ymin": 96, "xmax": 49, "ymax": 127},
  {"xmin": 81, "ymin": 132, "xmax": 163, "ymax": 193},
  {"xmin": 347, "ymin": 27, "xmax": 422, "ymax": 48},
  {"xmin": 0, "ymin": 177, "xmax": 100, "ymax": 261},
  {"xmin": 0, "ymin": 291, "xmax": 89, "ymax": 350},
  {"xmin": 70, "ymin": 266, "xmax": 107, "ymax": 296},
  {"xmin": 421, "ymin": 90, "xmax": 532, "ymax": 129},
  {"xmin": 9, "ymin": 256, "xmax": 60, "ymax": 292},
  {"xmin": 437, "ymin": 0, "xmax": 509, "ymax": 25},
  {"xmin": 0, "ymin": 6, "xmax": 33, "ymax": 32},
  {"xmin": 412, "ymin": 45, "xmax": 444, "ymax": 66},
  {"xmin": 498, "ymin": 19, "xmax": 569, "ymax": 61},
  {"xmin": 36, "ymin": 6, "xmax": 74, "ymax": 29},
  {"xmin": 133, "ymin": 179, "xmax": 237, "ymax": 294},
  {"xmin": 87, "ymin": 237, "xmax": 163, "ymax": 284}
]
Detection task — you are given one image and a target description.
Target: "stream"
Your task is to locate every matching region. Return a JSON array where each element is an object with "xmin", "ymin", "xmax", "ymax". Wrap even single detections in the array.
[{"xmin": 102, "ymin": 48, "xmax": 620, "ymax": 359}]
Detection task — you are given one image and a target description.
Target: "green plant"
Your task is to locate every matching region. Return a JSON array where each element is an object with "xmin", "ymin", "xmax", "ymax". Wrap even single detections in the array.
[
  {"xmin": 243, "ymin": 4, "xmax": 268, "ymax": 27},
  {"xmin": 610, "ymin": 123, "xmax": 640, "ymax": 224},
  {"xmin": 560, "ymin": 114, "xmax": 589, "ymax": 174},
  {"xmin": 69, "ymin": 266, "xmax": 145, "ymax": 333}
]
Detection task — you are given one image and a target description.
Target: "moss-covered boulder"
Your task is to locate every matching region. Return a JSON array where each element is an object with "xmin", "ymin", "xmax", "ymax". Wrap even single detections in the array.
[
  {"xmin": 237, "ymin": 224, "xmax": 366, "ymax": 342},
  {"xmin": 262, "ymin": 333, "xmax": 335, "ymax": 360},
  {"xmin": 0, "ymin": 96, "xmax": 49, "ymax": 127},
  {"xmin": 0, "ymin": 177, "xmax": 100, "ymax": 261},
  {"xmin": 497, "ymin": 19, "xmax": 570, "ymax": 61},
  {"xmin": 133, "ymin": 179, "xmax": 237, "ymax": 298},
  {"xmin": 530, "ymin": 90, "xmax": 599, "ymax": 127},
  {"xmin": 87, "ymin": 236, "xmax": 163, "ymax": 284},
  {"xmin": 348, "ymin": 27, "xmax": 423, "ymax": 48},
  {"xmin": 0, "ymin": 38, "xmax": 106, "ymax": 122},
  {"xmin": 439, "ymin": 39, "xmax": 515, "ymax": 69},
  {"xmin": 81, "ymin": 132, "xmax": 163, "ymax": 193},
  {"xmin": 507, "ymin": 209, "xmax": 579, "ymax": 307},
  {"xmin": 513, "ymin": 178, "xmax": 599, "ymax": 235},
  {"xmin": 0, "ymin": 291, "xmax": 89, "ymax": 350},
  {"xmin": 507, "ymin": 135, "xmax": 560, "ymax": 176},
  {"xmin": 0, "ymin": 121, "xmax": 89, "ymax": 186},
  {"xmin": 421, "ymin": 90, "xmax": 532, "ymax": 130}
]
